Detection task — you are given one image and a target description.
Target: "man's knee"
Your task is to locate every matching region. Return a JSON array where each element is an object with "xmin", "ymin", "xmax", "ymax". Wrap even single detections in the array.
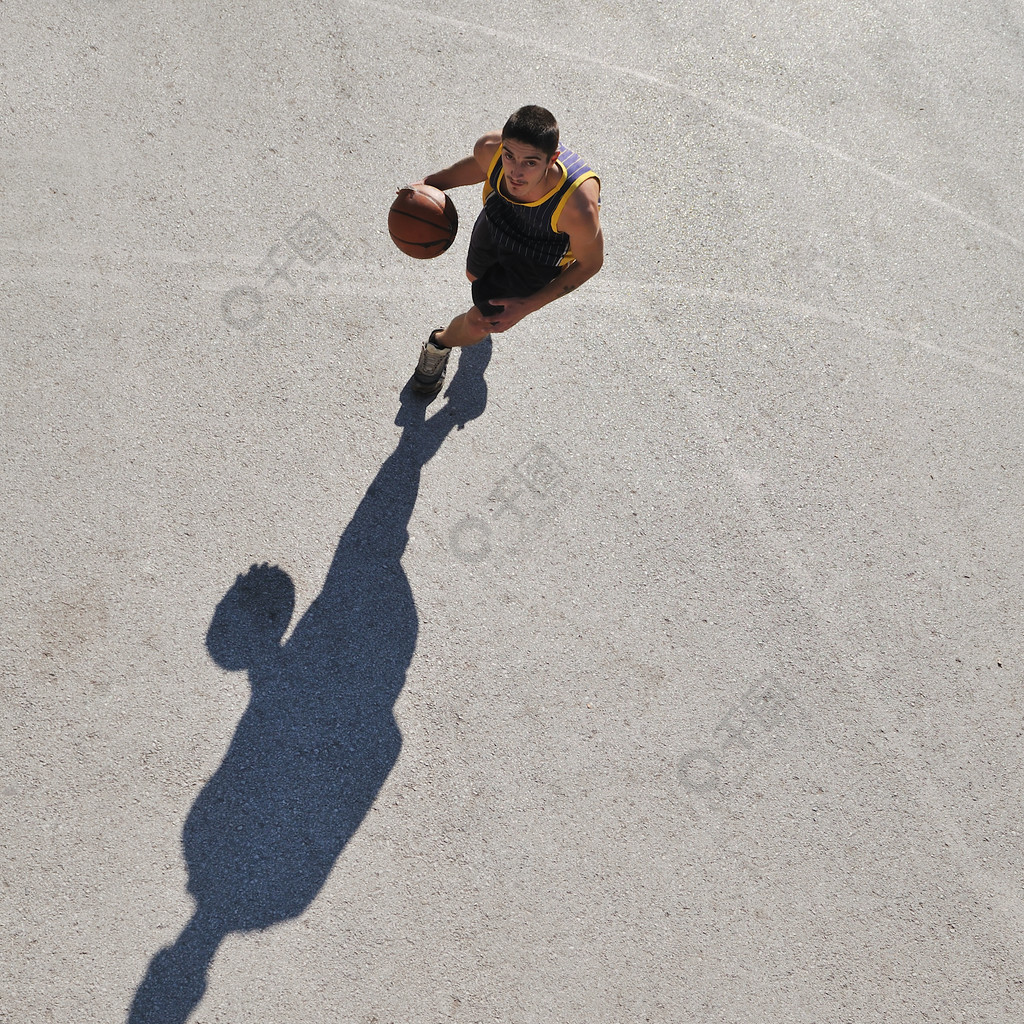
[
  {"xmin": 465, "ymin": 305, "xmax": 489, "ymax": 332},
  {"xmin": 466, "ymin": 271, "xmax": 478, "ymax": 282}
]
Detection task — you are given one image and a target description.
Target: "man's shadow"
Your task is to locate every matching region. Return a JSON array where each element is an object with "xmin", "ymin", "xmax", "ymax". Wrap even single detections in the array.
[{"xmin": 127, "ymin": 342, "xmax": 490, "ymax": 1023}]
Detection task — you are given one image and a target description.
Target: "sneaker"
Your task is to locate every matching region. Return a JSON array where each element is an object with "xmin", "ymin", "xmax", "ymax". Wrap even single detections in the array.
[{"xmin": 412, "ymin": 329, "xmax": 450, "ymax": 395}]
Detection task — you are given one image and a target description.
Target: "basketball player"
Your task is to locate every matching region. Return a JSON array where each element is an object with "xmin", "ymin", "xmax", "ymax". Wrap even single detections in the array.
[{"xmin": 408, "ymin": 105, "xmax": 603, "ymax": 395}]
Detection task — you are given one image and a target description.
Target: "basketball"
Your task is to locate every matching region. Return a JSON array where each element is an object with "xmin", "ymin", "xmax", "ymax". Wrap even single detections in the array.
[{"xmin": 388, "ymin": 184, "xmax": 458, "ymax": 259}]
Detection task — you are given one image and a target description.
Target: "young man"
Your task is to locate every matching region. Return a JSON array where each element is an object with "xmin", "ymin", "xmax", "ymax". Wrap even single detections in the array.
[{"xmin": 409, "ymin": 105, "xmax": 603, "ymax": 395}]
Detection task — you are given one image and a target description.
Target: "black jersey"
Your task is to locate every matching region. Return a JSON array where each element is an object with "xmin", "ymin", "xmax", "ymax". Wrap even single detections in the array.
[{"xmin": 481, "ymin": 145, "xmax": 599, "ymax": 269}]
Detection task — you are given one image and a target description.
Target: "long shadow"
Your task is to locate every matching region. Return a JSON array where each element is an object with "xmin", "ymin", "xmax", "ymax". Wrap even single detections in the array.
[{"xmin": 127, "ymin": 341, "xmax": 491, "ymax": 1023}]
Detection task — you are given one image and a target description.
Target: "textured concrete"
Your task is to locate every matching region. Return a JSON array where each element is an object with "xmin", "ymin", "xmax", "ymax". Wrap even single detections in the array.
[{"xmin": 2, "ymin": 1, "xmax": 1023, "ymax": 1022}]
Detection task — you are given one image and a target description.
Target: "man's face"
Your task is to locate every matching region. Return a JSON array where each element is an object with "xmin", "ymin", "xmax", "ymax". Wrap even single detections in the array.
[{"xmin": 500, "ymin": 137, "xmax": 558, "ymax": 201}]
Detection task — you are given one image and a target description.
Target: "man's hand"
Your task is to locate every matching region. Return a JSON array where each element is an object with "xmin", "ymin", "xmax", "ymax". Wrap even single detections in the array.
[{"xmin": 484, "ymin": 297, "xmax": 535, "ymax": 333}]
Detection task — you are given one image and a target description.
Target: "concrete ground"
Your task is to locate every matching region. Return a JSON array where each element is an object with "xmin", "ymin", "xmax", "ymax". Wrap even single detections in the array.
[{"xmin": 2, "ymin": 1, "xmax": 1023, "ymax": 1022}]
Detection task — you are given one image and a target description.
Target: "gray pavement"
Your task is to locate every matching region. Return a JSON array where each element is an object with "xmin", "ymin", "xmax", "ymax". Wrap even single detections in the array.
[{"xmin": 2, "ymin": 2, "xmax": 1023, "ymax": 1022}]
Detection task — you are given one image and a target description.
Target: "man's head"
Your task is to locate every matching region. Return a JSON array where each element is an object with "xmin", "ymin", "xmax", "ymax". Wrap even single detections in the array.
[
  {"xmin": 206, "ymin": 562, "xmax": 295, "ymax": 671},
  {"xmin": 500, "ymin": 105, "xmax": 560, "ymax": 200},
  {"xmin": 501, "ymin": 105, "xmax": 559, "ymax": 158}
]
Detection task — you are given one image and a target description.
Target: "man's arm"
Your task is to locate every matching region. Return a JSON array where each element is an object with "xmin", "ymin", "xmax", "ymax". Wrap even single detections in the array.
[
  {"xmin": 417, "ymin": 132, "xmax": 500, "ymax": 191},
  {"xmin": 485, "ymin": 178, "xmax": 604, "ymax": 333}
]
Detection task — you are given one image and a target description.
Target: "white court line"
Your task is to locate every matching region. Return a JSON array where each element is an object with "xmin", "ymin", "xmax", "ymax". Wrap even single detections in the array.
[
  {"xmin": 348, "ymin": 0, "xmax": 1024, "ymax": 941},
  {"xmin": 346, "ymin": 0, "xmax": 1024, "ymax": 931},
  {"xmin": 669, "ymin": 367, "xmax": 1024, "ymax": 939},
  {"xmin": 583, "ymin": 277, "xmax": 1023, "ymax": 383},
  {"xmin": 349, "ymin": 0, "xmax": 1024, "ymax": 257}
]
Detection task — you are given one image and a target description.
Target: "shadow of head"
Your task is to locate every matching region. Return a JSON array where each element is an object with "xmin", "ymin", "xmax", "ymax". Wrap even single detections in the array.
[{"xmin": 206, "ymin": 562, "xmax": 295, "ymax": 671}]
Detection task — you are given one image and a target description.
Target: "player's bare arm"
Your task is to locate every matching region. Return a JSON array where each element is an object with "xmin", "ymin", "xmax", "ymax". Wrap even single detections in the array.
[
  {"xmin": 485, "ymin": 178, "xmax": 603, "ymax": 333},
  {"xmin": 417, "ymin": 132, "xmax": 501, "ymax": 191}
]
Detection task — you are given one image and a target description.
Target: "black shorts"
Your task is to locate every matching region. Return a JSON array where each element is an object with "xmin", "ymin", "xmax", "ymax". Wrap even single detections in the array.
[{"xmin": 466, "ymin": 210, "xmax": 563, "ymax": 317}]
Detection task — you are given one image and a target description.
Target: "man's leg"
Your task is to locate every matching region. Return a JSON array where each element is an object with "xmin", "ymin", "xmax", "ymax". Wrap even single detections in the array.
[
  {"xmin": 411, "ymin": 270, "xmax": 494, "ymax": 394},
  {"xmin": 434, "ymin": 304, "xmax": 491, "ymax": 348},
  {"xmin": 411, "ymin": 305, "xmax": 489, "ymax": 395}
]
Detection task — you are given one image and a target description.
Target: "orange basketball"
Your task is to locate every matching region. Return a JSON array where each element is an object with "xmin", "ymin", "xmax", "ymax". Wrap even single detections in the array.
[{"xmin": 388, "ymin": 184, "xmax": 458, "ymax": 259}]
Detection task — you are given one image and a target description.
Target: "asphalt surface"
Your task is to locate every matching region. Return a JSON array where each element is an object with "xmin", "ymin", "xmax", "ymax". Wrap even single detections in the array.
[{"xmin": 3, "ymin": 2, "xmax": 1023, "ymax": 1022}]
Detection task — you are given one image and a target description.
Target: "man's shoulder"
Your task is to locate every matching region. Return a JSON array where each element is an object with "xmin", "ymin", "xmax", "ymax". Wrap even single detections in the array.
[
  {"xmin": 473, "ymin": 132, "xmax": 502, "ymax": 172},
  {"xmin": 561, "ymin": 176, "xmax": 601, "ymax": 228}
]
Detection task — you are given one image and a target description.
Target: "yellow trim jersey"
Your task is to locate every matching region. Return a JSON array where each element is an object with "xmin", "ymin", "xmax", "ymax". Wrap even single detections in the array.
[{"xmin": 481, "ymin": 145, "xmax": 600, "ymax": 269}]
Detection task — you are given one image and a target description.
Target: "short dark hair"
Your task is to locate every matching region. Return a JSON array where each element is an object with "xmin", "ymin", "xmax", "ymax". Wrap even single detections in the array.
[{"xmin": 502, "ymin": 105, "xmax": 559, "ymax": 158}]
